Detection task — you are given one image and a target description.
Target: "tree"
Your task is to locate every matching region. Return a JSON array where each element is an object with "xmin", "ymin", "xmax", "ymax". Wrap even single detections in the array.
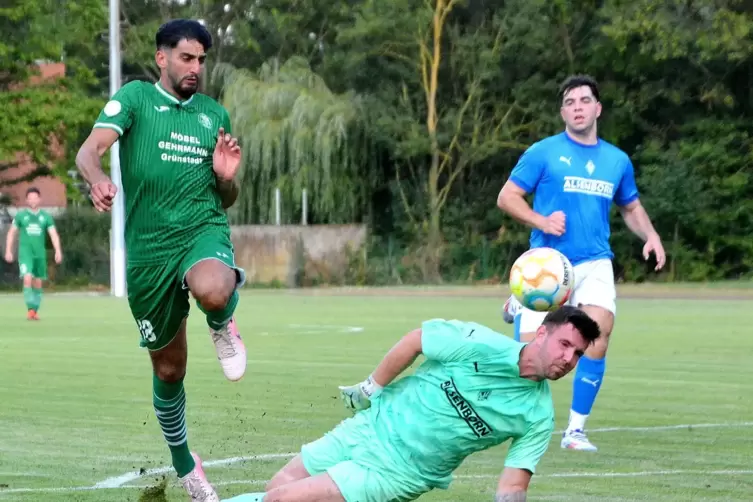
[
  {"xmin": 214, "ymin": 56, "xmax": 377, "ymax": 224},
  {"xmin": 0, "ymin": 0, "xmax": 106, "ymax": 201},
  {"xmin": 333, "ymin": 1, "xmax": 529, "ymax": 280}
]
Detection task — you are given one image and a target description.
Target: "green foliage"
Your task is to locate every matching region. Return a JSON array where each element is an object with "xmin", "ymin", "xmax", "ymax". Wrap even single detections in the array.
[
  {"xmin": 48, "ymin": 208, "xmax": 111, "ymax": 287},
  {"xmin": 2, "ymin": 0, "xmax": 753, "ymax": 285},
  {"xmin": 215, "ymin": 57, "xmax": 378, "ymax": 225},
  {"xmin": 0, "ymin": 80, "xmax": 104, "ymax": 191}
]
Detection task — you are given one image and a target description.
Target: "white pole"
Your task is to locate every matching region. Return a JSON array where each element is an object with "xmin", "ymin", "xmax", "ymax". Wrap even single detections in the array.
[
  {"xmin": 302, "ymin": 189, "xmax": 307, "ymax": 225},
  {"xmin": 275, "ymin": 187, "xmax": 281, "ymax": 225},
  {"xmin": 109, "ymin": 0, "xmax": 127, "ymax": 298}
]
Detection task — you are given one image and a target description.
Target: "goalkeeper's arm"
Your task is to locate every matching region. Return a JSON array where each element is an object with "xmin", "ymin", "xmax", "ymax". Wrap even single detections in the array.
[{"xmin": 339, "ymin": 328, "xmax": 423, "ymax": 410}]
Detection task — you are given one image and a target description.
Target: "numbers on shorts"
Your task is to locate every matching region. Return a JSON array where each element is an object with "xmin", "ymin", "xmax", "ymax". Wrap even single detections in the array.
[{"xmin": 138, "ymin": 319, "xmax": 156, "ymax": 343}]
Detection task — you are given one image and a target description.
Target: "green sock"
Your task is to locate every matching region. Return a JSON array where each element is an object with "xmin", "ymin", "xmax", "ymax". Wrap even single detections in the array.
[
  {"xmin": 153, "ymin": 375, "xmax": 195, "ymax": 477},
  {"xmin": 32, "ymin": 288, "xmax": 42, "ymax": 311},
  {"xmin": 197, "ymin": 289, "xmax": 239, "ymax": 330},
  {"xmin": 23, "ymin": 287, "xmax": 34, "ymax": 310}
]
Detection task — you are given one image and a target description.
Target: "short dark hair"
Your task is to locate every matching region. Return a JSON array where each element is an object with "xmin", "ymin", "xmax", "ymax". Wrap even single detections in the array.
[
  {"xmin": 155, "ymin": 19, "xmax": 213, "ymax": 51},
  {"xmin": 26, "ymin": 187, "xmax": 40, "ymax": 196},
  {"xmin": 542, "ymin": 305, "xmax": 601, "ymax": 345},
  {"xmin": 559, "ymin": 74, "xmax": 600, "ymax": 102}
]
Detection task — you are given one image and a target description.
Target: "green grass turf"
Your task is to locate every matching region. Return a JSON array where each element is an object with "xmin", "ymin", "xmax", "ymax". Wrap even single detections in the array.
[{"xmin": 0, "ymin": 288, "xmax": 751, "ymax": 501}]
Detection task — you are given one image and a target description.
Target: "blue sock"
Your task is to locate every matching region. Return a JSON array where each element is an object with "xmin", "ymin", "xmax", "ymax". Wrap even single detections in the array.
[
  {"xmin": 222, "ymin": 493, "xmax": 265, "ymax": 502},
  {"xmin": 513, "ymin": 312, "xmax": 522, "ymax": 342},
  {"xmin": 569, "ymin": 355, "xmax": 606, "ymax": 429}
]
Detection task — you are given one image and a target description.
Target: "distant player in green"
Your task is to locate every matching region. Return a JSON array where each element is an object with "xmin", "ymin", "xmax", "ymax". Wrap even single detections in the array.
[
  {"xmin": 75, "ymin": 19, "xmax": 246, "ymax": 502},
  {"xmin": 4, "ymin": 187, "xmax": 63, "ymax": 320},
  {"xmin": 224, "ymin": 306, "xmax": 601, "ymax": 502}
]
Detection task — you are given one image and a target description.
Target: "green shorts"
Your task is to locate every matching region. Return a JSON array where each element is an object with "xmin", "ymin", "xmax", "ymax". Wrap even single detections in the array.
[
  {"xmin": 18, "ymin": 254, "xmax": 47, "ymax": 280},
  {"xmin": 301, "ymin": 411, "xmax": 432, "ymax": 502},
  {"xmin": 126, "ymin": 232, "xmax": 246, "ymax": 351}
]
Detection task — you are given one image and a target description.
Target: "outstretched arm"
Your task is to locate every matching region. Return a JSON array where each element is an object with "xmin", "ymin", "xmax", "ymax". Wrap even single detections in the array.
[
  {"xmin": 339, "ymin": 319, "xmax": 496, "ymax": 412},
  {"xmin": 370, "ymin": 328, "xmax": 423, "ymax": 387},
  {"xmin": 495, "ymin": 468, "xmax": 531, "ymax": 501},
  {"xmin": 339, "ymin": 328, "xmax": 423, "ymax": 410}
]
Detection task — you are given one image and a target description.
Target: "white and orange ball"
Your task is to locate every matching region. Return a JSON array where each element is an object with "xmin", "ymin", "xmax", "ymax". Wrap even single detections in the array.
[{"xmin": 509, "ymin": 247, "xmax": 574, "ymax": 312}]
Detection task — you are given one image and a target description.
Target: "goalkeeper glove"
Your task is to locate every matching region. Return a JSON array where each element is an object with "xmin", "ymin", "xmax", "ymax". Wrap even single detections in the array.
[{"xmin": 338, "ymin": 375, "xmax": 383, "ymax": 412}]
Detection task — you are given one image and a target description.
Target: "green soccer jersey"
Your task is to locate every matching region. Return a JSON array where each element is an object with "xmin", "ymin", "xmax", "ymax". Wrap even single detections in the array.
[
  {"xmin": 92, "ymin": 80, "xmax": 233, "ymax": 266},
  {"xmin": 13, "ymin": 209, "xmax": 54, "ymax": 258},
  {"xmin": 370, "ymin": 319, "xmax": 555, "ymax": 489}
]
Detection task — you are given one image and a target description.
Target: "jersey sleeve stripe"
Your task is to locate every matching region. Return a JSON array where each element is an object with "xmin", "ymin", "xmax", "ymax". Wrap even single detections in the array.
[{"xmin": 94, "ymin": 122, "xmax": 124, "ymax": 135}]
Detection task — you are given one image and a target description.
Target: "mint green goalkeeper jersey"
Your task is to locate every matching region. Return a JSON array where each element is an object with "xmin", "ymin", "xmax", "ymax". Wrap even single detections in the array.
[
  {"xmin": 369, "ymin": 319, "xmax": 555, "ymax": 489},
  {"xmin": 92, "ymin": 80, "xmax": 232, "ymax": 266}
]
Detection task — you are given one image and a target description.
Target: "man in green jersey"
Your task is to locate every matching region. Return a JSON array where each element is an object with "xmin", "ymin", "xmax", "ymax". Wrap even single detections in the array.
[
  {"xmin": 75, "ymin": 19, "xmax": 246, "ymax": 502},
  {"xmin": 224, "ymin": 306, "xmax": 600, "ymax": 502},
  {"xmin": 4, "ymin": 187, "xmax": 63, "ymax": 320}
]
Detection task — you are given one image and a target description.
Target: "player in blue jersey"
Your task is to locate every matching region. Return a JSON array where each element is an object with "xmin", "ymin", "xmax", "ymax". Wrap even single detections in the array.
[
  {"xmin": 221, "ymin": 306, "xmax": 600, "ymax": 502},
  {"xmin": 497, "ymin": 75, "xmax": 665, "ymax": 452}
]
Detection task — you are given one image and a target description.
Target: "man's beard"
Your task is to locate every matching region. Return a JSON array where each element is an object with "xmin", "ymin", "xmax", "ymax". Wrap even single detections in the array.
[{"xmin": 171, "ymin": 74, "xmax": 199, "ymax": 99}]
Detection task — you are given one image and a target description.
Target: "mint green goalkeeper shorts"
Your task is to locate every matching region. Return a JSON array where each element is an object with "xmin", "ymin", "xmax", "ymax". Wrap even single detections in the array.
[{"xmin": 300, "ymin": 411, "xmax": 433, "ymax": 502}]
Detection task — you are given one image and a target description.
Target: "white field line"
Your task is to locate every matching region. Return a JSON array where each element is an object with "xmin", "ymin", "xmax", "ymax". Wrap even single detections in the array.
[
  {"xmin": 4, "ymin": 469, "xmax": 753, "ymax": 495},
  {"xmin": 1, "ymin": 421, "xmax": 752, "ymax": 496}
]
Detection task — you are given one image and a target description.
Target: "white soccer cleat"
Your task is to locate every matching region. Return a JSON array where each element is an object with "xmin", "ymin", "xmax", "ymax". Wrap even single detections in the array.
[
  {"xmin": 180, "ymin": 453, "xmax": 220, "ymax": 502},
  {"xmin": 210, "ymin": 317, "xmax": 247, "ymax": 382},
  {"xmin": 501, "ymin": 295, "xmax": 521, "ymax": 324},
  {"xmin": 561, "ymin": 429, "xmax": 598, "ymax": 452}
]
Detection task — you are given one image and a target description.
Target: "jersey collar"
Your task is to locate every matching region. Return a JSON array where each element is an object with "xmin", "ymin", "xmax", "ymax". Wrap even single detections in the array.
[{"xmin": 154, "ymin": 81, "xmax": 195, "ymax": 107}]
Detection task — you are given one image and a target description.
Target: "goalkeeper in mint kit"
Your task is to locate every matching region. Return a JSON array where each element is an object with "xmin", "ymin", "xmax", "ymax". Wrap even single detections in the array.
[{"xmin": 224, "ymin": 306, "xmax": 600, "ymax": 502}]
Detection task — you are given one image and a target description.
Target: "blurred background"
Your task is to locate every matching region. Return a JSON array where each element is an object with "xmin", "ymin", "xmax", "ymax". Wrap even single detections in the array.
[{"xmin": 1, "ymin": 0, "xmax": 752, "ymax": 291}]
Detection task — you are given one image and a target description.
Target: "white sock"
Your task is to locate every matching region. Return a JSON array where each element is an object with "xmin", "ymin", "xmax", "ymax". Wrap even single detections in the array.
[{"xmin": 567, "ymin": 410, "xmax": 588, "ymax": 432}]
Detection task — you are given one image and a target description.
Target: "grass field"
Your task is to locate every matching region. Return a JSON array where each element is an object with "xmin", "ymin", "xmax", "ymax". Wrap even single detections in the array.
[{"xmin": 1, "ymin": 286, "xmax": 752, "ymax": 501}]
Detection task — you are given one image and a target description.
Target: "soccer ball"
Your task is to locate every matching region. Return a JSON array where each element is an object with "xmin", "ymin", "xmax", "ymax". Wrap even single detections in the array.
[{"xmin": 508, "ymin": 247, "xmax": 574, "ymax": 312}]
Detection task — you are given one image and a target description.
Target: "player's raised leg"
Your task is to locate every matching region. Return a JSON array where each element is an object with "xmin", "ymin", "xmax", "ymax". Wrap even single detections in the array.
[{"xmin": 182, "ymin": 233, "xmax": 247, "ymax": 382}]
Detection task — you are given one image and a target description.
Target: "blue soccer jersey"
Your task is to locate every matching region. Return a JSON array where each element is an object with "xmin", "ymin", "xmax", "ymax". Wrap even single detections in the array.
[{"xmin": 509, "ymin": 131, "xmax": 639, "ymax": 265}]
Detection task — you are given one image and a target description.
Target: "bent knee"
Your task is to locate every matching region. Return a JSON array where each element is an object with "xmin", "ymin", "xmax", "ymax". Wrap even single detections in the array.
[
  {"xmin": 186, "ymin": 262, "xmax": 236, "ymax": 310},
  {"xmin": 194, "ymin": 287, "xmax": 232, "ymax": 312}
]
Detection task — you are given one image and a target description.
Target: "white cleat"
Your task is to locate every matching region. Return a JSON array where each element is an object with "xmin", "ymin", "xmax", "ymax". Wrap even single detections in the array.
[
  {"xmin": 180, "ymin": 452, "xmax": 220, "ymax": 502},
  {"xmin": 501, "ymin": 295, "xmax": 521, "ymax": 324},
  {"xmin": 561, "ymin": 429, "xmax": 598, "ymax": 452},
  {"xmin": 210, "ymin": 316, "xmax": 247, "ymax": 382}
]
